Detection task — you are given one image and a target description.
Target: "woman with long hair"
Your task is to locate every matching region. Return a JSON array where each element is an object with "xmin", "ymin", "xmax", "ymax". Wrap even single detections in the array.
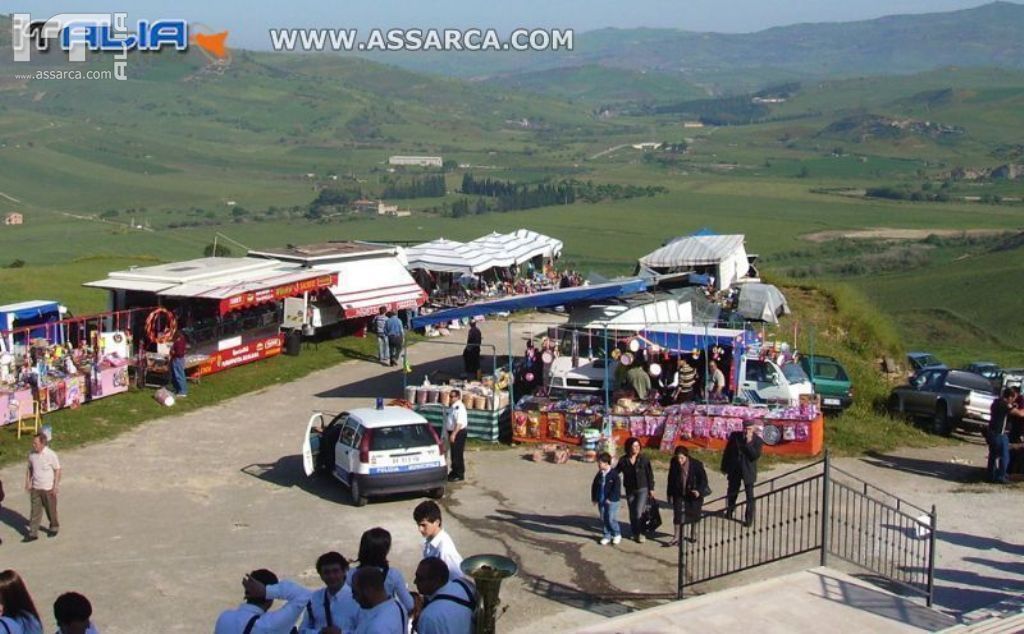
[
  {"xmin": 665, "ymin": 446, "xmax": 709, "ymax": 546},
  {"xmin": 616, "ymin": 437, "xmax": 656, "ymax": 543},
  {"xmin": 0, "ymin": 570, "xmax": 43, "ymax": 634},
  {"xmin": 345, "ymin": 527, "xmax": 414, "ymax": 611}
]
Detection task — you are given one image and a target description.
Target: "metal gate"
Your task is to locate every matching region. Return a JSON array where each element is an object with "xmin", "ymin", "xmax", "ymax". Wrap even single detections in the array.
[{"xmin": 678, "ymin": 453, "xmax": 937, "ymax": 606}]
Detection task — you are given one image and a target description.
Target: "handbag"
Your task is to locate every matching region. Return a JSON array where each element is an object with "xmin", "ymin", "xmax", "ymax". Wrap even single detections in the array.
[
  {"xmin": 700, "ymin": 483, "xmax": 712, "ymax": 497},
  {"xmin": 640, "ymin": 494, "xmax": 663, "ymax": 533}
]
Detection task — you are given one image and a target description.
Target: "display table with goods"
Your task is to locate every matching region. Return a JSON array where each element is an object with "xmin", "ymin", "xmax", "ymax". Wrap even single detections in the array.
[
  {"xmin": 512, "ymin": 395, "xmax": 823, "ymax": 457},
  {"xmin": 403, "ymin": 378, "xmax": 512, "ymax": 442},
  {"xmin": 1, "ymin": 338, "xmax": 132, "ymax": 424}
]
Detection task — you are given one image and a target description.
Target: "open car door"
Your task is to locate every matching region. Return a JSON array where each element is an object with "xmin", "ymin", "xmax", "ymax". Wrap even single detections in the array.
[{"xmin": 302, "ymin": 412, "xmax": 326, "ymax": 477}]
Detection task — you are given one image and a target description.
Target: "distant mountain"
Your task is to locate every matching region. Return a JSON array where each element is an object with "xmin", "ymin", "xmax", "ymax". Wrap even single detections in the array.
[
  {"xmin": 482, "ymin": 65, "xmax": 707, "ymax": 104},
  {"xmin": 360, "ymin": 2, "xmax": 1024, "ymax": 92}
]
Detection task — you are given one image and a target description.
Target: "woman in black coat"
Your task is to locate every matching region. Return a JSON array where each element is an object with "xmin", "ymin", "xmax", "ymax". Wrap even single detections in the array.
[
  {"xmin": 616, "ymin": 437, "xmax": 656, "ymax": 543},
  {"xmin": 666, "ymin": 445, "xmax": 709, "ymax": 546}
]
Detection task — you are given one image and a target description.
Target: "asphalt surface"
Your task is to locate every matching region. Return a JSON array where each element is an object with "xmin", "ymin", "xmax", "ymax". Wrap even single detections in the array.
[{"xmin": 0, "ymin": 316, "xmax": 1021, "ymax": 632}]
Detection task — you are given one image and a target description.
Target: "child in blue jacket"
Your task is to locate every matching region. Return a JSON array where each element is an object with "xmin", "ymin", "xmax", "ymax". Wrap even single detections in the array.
[{"xmin": 591, "ymin": 452, "xmax": 622, "ymax": 545}]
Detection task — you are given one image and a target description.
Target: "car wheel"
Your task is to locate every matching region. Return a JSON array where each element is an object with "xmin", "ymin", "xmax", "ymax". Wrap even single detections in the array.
[
  {"xmin": 349, "ymin": 478, "xmax": 368, "ymax": 507},
  {"xmin": 427, "ymin": 486, "xmax": 445, "ymax": 500},
  {"xmin": 888, "ymin": 395, "xmax": 903, "ymax": 417},
  {"xmin": 932, "ymin": 404, "xmax": 952, "ymax": 436}
]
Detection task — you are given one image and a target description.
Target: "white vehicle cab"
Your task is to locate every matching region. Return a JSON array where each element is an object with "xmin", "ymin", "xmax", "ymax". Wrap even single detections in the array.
[
  {"xmin": 739, "ymin": 357, "xmax": 814, "ymax": 406},
  {"xmin": 303, "ymin": 405, "xmax": 447, "ymax": 506}
]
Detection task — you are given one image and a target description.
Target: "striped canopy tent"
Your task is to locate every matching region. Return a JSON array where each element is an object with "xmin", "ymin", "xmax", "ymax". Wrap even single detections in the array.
[
  {"xmin": 404, "ymin": 238, "xmax": 497, "ymax": 275},
  {"xmin": 467, "ymin": 232, "xmax": 534, "ymax": 266},
  {"xmin": 512, "ymin": 228, "xmax": 564, "ymax": 260}
]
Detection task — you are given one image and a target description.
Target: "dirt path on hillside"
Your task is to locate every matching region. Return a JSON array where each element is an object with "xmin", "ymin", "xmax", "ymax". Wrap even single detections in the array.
[{"xmin": 802, "ymin": 227, "xmax": 1005, "ymax": 242}]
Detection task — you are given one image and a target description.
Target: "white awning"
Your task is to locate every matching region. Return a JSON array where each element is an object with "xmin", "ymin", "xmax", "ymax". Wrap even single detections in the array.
[
  {"xmin": 467, "ymin": 232, "xmax": 529, "ymax": 267},
  {"xmin": 639, "ymin": 235, "xmax": 746, "ymax": 268},
  {"xmin": 158, "ymin": 267, "xmax": 332, "ymax": 300},
  {"xmin": 83, "ymin": 279, "xmax": 176, "ymax": 293},
  {"xmin": 512, "ymin": 228, "xmax": 563, "ymax": 259},
  {"xmin": 404, "ymin": 238, "xmax": 496, "ymax": 274},
  {"xmin": 318, "ymin": 257, "xmax": 426, "ymax": 318}
]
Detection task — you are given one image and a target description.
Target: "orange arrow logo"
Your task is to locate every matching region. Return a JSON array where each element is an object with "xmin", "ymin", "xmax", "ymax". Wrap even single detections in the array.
[{"xmin": 192, "ymin": 31, "xmax": 229, "ymax": 59}]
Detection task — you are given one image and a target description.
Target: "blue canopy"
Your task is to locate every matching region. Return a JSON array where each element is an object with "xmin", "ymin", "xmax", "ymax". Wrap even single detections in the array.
[
  {"xmin": 638, "ymin": 326, "xmax": 758, "ymax": 353},
  {"xmin": 412, "ymin": 278, "xmax": 650, "ymax": 328},
  {"xmin": 0, "ymin": 301, "xmax": 61, "ymax": 331}
]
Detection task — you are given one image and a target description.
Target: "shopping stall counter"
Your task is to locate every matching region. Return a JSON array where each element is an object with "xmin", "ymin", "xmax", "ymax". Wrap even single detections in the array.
[
  {"xmin": 512, "ymin": 397, "xmax": 823, "ymax": 457},
  {"xmin": 414, "ymin": 403, "xmax": 510, "ymax": 443},
  {"xmin": 1, "ymin": 360, "xmax": 130, "ymax": 424}
]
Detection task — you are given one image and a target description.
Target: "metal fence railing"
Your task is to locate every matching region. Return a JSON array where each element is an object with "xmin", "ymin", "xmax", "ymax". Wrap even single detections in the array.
[{"xmin": 678, "ymin": 453, "xmax": 936, "ymax": 606}]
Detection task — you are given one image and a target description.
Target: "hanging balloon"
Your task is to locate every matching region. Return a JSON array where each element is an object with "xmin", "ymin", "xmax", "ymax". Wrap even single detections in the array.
[
  {"xmin": 650, "ymin": 344, "xmax": 661, "ymax": 355},
  {"xmin": 610, "ymin": 348, "xmax": 622, "ymax": 360},
  {"xmin": 629, "ymin": 338, "xmax": 641, "ymax": 352},
  {"xmin": 649, "ymin": 362, "xmax": 662, "ymax": 377},
  {"xmin": 542, "ymin": 351, "xmax": 554, "ymax": 364},
  {"xmin": 620, "ymin": 352, "xmax": 634, "ymax": 366},
  {"xmin": 524, "ymin": 372, "xmax": 535, "ymax": 382}
]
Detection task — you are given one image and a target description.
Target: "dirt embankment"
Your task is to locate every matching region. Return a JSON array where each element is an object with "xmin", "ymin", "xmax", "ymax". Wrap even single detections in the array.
[{"xmin": 802, "ymin": 227, "xmax": 1005, "ymax": 242}]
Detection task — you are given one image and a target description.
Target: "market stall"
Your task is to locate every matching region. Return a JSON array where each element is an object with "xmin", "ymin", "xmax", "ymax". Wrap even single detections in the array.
[
  {"xmin": 85, "ymin": 257, "xmax": 338, "ymax": 379},
  {"xmin": 1, "ymin": 307, "xmax": 145, "ymax": 423},
  {"xmin": 512, "ymin": 396, "xmax": 823, "ymax": 457},
  {"xmin": 401, "ymin": 378, "xmax": 511, "ymax": 442},
  {"xmin": 248, "ymin": 242, "xmax": 426, "ymax": 333}
]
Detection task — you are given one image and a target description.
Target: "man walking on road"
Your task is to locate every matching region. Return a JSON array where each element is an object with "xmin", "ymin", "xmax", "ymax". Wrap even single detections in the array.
[
  {"xmin": 384, "ymin": 311, "xmax": 405, "ymax": 367},
  {"xmin": 446, "ymin": 390, "xmax": 469, "ymax": 482},
  {"xmin": 988, "ymin": 388, "xmax": 1014, "ymax": 484},
  {"xmin": 25, "ymin": 432, "xmax": 60, "ymax": 541},
  {"xmin": 722, "ymin": 420, "xmax": 763, "ymax": 528},
  {"xmin": 373, "ymin": 307, "xmax": 390, "ymax": 365}
]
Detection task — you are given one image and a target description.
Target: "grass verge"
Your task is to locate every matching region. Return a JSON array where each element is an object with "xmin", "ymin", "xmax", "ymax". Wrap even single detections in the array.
[{"xmin": 0, "ymin": 334, "xmax": 388, "ymax": 468}]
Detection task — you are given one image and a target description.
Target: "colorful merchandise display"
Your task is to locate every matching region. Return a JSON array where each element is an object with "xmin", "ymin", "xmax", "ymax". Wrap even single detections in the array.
[{"xmin": 404, "ymin": 377, "xmax": 511, "ymax": 441}]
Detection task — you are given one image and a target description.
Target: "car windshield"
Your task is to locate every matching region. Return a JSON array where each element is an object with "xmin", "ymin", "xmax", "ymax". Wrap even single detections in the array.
[
  {"xmin": 370, "ymin": 424, "xmax": 436, "ymax": 451},
  {"xmin": 915, "ymin": 354, "xmax": 942, "ymax": 367},
  {"xmin": 782, "ymin": 363, "xmax": 809, "ymax": 383},
  {"xmin": 813, "ymin": 361, "xmax": 849, "ymax": 382}
]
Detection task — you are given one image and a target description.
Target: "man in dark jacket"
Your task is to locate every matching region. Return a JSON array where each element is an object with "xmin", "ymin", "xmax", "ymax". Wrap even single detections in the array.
[
  {"xmin": 722, "ymin": 420, "xmax": 763, "ymax": 527},
  {"xmin": 988, "ymin": 388, "xmax": 1014, "ymax": 484},
  {"xmin": 667, "ymin": 446, "xmax": 708, "ymax": 545},
  {"xmin": 463, "ymin": 320, "xmax": 482, "ymax": 378}
]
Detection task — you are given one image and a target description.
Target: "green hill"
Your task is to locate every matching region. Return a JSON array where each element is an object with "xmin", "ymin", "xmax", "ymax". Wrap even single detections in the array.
[
  {"xmin": 482, "ymin": 65, "xmax": 707, "ymax": 104},
  {"xmin": 361, "ymin": 2, "xmax": 1024, "ymax": 91}
]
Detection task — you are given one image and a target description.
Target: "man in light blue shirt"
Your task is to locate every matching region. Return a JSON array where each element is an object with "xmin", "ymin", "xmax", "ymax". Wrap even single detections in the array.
[
  {"xmin": 214, "ymin": 569, "xmax": 311, "ymax": 634},
  {"xmin": 384, "ymin": 312, "xmax": 405, "ymax": 367}
]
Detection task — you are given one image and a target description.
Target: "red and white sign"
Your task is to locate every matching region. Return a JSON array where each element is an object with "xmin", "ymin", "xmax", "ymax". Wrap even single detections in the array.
[
  {"xmin": 219, "ymin": 274, "xmax": 337, "ymax": 315},
  {"xmin": 343, "ymin": 294, "xmax": 425, "ymax": 319},
  {"xmin": 196, "ymin": 333, "xmax": 284, "ymax": 376}
]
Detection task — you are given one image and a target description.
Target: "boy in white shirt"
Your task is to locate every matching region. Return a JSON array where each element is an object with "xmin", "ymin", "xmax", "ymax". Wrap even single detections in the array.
[
  {"xmin": 299, "ymin": 552, "xmax": 360, "ymax": 634},
  {"xmin": 414, "ymin": 501, "xmax": 464, "ymax": 581}
]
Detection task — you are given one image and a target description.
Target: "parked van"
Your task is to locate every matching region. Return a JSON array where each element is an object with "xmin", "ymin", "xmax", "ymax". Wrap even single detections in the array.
[{"xmin": 303, "ymin": 406, "xmax": 447, "ymax": 506}]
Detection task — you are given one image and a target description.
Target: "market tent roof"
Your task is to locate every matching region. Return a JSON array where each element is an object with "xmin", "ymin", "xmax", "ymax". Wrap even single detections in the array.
[
  {"xmin": 322, "ymin": 257, "xmax": 427, "ymax": 319},
  {"xmin": 639, "ymin": 234, "xmax": 746, "ymax": 268},
  {"xmin": 411, "ymin": 278, "xmax": 650, "ymax": 328},
  {"xmin": 404, "ymin": 238, "xmax": 497, "ymax": 274},
  {"xmin": 512, "ymin": 228, "xmax": 563, "ymax": 259},
  {"xmin": 736, "ymin": 283, "xmax": 790, "ymax": 324},
  {"xmin": 159, "ymin": 267, "xmax": 335, "ymax": 301},
  {"xmin": 83, "ymin": 278, "xmax": 177, "ymax": 293},
  {"xmin": 638, "ymin": 325, "xmax": 756, "ymax": 353},
  {"xmin": 467, "ymin": 232, "xmax": 536, "ymax": 266}
]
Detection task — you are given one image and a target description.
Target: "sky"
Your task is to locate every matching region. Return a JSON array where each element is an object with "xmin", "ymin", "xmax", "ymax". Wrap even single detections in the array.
[{"xmin": 18, "ymin": 0, "xmax": 1010, "ymax": 50}]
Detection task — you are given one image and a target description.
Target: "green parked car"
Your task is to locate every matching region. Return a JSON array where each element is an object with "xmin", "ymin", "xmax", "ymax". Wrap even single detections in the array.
[{"xmin": 799, "ymin": 355, "xmax": 854, "ymax": 412}]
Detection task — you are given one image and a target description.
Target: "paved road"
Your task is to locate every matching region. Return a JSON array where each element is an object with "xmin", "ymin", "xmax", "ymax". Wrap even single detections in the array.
[{"xmin": 1, "ymin": 316, "xmax": 1021, "ymax": 632}]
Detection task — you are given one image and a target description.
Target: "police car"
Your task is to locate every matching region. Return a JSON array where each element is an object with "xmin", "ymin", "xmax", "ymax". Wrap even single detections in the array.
[{"xmin": 303, "ymin": 405, "xmax": 447, "ymax": 506}]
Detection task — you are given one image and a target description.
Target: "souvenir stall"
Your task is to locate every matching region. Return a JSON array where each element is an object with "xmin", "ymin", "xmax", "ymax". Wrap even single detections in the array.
[
  {"xmin": 0, "ymin": 309, "xmax": 142, "ymax": 423},
  {"xmin": 511, "ymin": 396, "xmax": 823, "ymax": 457},
  {"xmin": 398, "ymin": 376, "xmax": 512, "ymax": 442},
  {"xmin": 85, "ymin": 257, "xmax": 338, "ymax": 380},
  {"xmin": 510, "ymin": 326, "xmax": 824, "ymax": 457}
]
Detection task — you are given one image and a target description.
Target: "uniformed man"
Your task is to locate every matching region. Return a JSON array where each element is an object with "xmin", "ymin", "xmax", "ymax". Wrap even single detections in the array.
[
  {"xmin": 298, "ymin": 552, "xmax": 360, "ymax": 634},
  {"xmin": 351, "ymin": 568, "xmax": 407, "ymax": 634},
  {"xmin": 412, "ymin": 558, "xmax": 474, "ymax": 634},
  {"xmin": 214, "ymin": 569, "xmax": 311, "ymax": 634}
]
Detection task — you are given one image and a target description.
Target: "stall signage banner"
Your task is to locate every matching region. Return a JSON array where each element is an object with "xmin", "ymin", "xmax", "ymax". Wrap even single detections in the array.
[
  {"xmin": 219, "ymin": 273, "xmax": 337, "ymax": 314},
  {"xmin": 344, "ymin": 296, "xmax": 423, "ymax": 319},
  {"xmin": 198, "ymin": 334, "xmax": 283, "ymax": 376}
]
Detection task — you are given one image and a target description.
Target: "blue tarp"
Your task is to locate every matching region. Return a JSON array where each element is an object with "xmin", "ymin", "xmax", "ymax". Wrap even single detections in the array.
[
  {"xmin": 0, "ymin": 301, "xmax": 61, "ymax": 330},
  {"xmin": 638, "ymin": 327, "xmax": 755, "ymax": 353},
  {"xmin": 411, "ymin": 278, "xmax": 650, "ymax": 328}
]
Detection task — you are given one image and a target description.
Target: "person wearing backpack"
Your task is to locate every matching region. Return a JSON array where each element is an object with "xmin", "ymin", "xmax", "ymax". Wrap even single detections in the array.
[{"xmin": 412, "ymin": 558, "xmax": 474, "ymax": 634}]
